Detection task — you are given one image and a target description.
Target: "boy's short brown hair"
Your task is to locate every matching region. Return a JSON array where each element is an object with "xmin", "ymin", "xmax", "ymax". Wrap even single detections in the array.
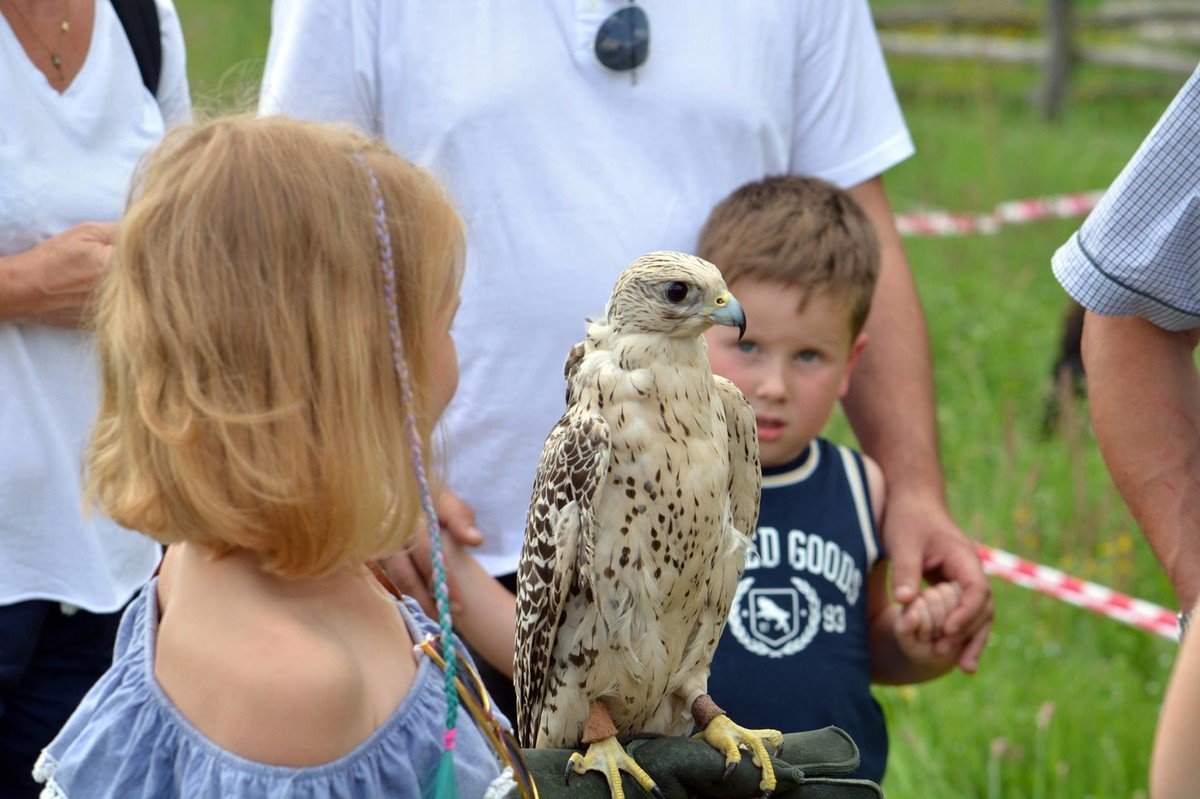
[{"xmin": 697, "ymin": 175, "xmax": 879, "ymax": 334}]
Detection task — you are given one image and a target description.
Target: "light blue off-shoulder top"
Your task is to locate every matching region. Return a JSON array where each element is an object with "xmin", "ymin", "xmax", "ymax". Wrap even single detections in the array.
[{"xmin": 34, "ymin": 579, "xmax": 510, "ymax": 798}]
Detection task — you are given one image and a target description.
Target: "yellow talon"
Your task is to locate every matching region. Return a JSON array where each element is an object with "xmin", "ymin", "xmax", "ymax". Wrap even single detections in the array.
[
  {"xmin": 567, "ymin": 735, "xmax": 661, "ymax": 799},
  {"xmin": 695, "ymin": 714, "xmax": 783, "ymax": 793}
]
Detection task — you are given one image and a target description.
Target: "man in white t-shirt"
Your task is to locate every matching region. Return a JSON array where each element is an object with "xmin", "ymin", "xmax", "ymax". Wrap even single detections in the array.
[{"xmin": 260, "ymin": 0, "xmax": 993, "ymax": 719}]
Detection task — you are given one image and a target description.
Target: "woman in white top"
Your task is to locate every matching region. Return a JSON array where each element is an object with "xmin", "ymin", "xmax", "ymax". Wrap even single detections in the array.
[{"xmin": 0, "ymin": 0, "xmax": 189, "ymax": 791}]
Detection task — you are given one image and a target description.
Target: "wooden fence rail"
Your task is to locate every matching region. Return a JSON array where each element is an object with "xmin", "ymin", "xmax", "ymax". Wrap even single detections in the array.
[
  {"xmin": 878, "ymin": 32, "xmax": 1198, "ymax": 76},
  {"xmin": 872, "ymin": 2, "xmax": 1199, "ymax": 30},
  {"xmin": 874, "ymin": 1, "xmax": 1200, "ymax": 118}
]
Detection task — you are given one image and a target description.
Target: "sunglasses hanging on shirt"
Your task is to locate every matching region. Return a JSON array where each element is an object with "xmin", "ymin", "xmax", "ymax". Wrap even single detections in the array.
[{"xmin": 594, "ymin": 2, "xmax": 650, "ymax": 83}]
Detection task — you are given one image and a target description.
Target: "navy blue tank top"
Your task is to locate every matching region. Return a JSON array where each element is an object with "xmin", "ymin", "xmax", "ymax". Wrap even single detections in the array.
[{"xmin": 707, "ymin": 438, "xmax": 887, "ymax": 782}]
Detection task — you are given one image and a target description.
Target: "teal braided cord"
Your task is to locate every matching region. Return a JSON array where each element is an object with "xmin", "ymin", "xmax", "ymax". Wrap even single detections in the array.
[{"xmin": 358, "ymin": 156, "xmax": 459, "ymax": 740}]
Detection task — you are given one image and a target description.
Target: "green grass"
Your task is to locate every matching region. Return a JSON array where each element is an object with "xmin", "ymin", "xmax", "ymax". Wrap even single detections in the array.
[
  {"xmin": 849, "ymin": 56, "xmax": 1184, "ymax": 799},
  {"xmin": 173, "ymin": 5, "xmax": 1187, "ymax": 797},
  {"xmin": 175, "ymin": 1, "xmax": 270, "ymax": 112}
]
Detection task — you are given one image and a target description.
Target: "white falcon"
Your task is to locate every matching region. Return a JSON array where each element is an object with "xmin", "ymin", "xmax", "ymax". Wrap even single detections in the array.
[{"xmin": 515, "ymin": 251, "xmax": 780, "ymax": 798}]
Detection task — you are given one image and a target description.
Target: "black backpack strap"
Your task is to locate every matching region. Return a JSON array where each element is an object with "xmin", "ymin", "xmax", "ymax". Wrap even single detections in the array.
[{"xmin": 109, "ymin": 0, "xmax": 162, "ymax": 96}]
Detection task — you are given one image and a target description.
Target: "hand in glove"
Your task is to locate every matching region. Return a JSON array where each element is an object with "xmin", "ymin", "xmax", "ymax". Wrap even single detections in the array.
[{"xmin": 513, "ymin": 727, "xmax": 883, "ymax": 799}]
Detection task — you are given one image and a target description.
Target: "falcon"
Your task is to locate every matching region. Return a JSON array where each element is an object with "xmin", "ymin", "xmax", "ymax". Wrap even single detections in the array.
[{"xmin": 515, "ymin": 251, "xmax": 780, "ymax": 798}]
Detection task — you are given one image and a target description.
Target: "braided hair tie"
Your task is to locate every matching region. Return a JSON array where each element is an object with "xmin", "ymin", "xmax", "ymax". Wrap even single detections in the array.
[{"xmin": 356, "ymin": 154, "xmax": 460, "ymax": 798}]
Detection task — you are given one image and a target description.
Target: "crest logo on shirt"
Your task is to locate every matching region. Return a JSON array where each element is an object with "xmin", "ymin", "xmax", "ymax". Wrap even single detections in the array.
[
  {"xmin": 726, "ymin": 576, "xmax": 821, "ymax": 658},
  {"xmin": 750, "ymin": 589, "xmax": 798, "ymax": 646}
]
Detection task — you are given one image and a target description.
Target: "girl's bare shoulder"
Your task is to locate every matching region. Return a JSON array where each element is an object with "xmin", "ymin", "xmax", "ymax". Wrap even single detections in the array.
[{"xmin": 154, "ymin": 549, "xmax": 416, "ymax": 767}]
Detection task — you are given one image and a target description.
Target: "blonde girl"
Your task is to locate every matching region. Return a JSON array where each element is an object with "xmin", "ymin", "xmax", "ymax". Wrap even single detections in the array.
[{"xmin": 32, "ymin": 115, "xmax": 515, "ymax": 799}]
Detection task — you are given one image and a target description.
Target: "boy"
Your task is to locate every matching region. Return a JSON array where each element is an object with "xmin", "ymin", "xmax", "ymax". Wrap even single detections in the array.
[{"xmin": 700, "ymin": 176, "xmax": 967, "ymax": 783}]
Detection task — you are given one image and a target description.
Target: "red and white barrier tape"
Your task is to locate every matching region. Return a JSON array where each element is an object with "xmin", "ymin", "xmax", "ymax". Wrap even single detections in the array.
[
  {"xmin": 976, "ymin": 543, "xmax": 1179, "ymax": 641},
  {"xmin": 896, "ymin": 191, "xmax": 1104, "ymax": 237}
]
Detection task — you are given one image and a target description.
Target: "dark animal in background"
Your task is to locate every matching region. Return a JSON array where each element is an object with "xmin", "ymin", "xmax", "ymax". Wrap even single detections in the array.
[{"xmin": 1042, "ymin": 301, "xmax": 1087, "ymax": 434}]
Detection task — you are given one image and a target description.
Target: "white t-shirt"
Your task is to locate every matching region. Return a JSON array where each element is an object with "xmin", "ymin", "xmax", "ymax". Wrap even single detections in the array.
[
  {"xmin": 0, "ymin": 0, "xmax": 190, "ymax": 612},
  {"xmin": 261, "ymin": 0, "xmax": 913, "ymax": 576}
]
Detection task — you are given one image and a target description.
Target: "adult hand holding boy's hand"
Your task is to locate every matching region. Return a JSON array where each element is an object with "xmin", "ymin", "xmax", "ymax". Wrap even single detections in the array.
[
  {"xmin": 895, "ymin": 580, "xmax": 967, "ymax": 670},
  {"xmin": 883, "ymin": 491, "xmax": 993, "ymax": 674}
]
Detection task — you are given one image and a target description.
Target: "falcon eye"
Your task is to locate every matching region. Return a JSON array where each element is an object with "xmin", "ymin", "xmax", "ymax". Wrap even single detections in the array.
[{"xmin": 664, "ymin": 281, "xmax": 689, "ymax": 303}]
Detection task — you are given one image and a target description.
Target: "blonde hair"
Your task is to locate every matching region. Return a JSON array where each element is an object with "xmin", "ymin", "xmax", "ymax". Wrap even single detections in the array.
[
  {"xmin": 697, "ymin": 175, "xmax": 879, "ymax": 335},
  {"xmin": 86, "ymin": 115, "xmax": 464, "ymax": 578}
]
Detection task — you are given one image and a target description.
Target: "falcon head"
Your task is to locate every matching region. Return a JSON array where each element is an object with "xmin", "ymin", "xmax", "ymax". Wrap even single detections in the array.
[{"xmin": 605, "ymin": 251, "xmax": 746, "ymax": 339}]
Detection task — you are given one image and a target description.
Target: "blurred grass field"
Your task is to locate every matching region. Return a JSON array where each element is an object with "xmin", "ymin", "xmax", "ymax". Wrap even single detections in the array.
[
  {"xmin": 174, "ymin": 2, "xmax": 1191, "ymax": 796},
  {"xmin": 862, "ymin": 55, "xmax": 1182, "ymax": 798}
]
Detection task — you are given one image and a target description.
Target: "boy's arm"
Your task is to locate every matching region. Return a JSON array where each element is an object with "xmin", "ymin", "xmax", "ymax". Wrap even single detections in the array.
[
  {"xmin": 863, "ymin": 454, "xmax": 885, "ymax": 529},
  {"xmin": 863, "ymin": 456, "xmax": 951, "ymax": 683},
  {"xmin": 865, "ymin": 456, "xmax": 960, "ymax": 683}
]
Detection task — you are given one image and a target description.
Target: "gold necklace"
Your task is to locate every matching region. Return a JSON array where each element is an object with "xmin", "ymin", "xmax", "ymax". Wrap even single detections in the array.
[{"xmin": 4, "ymin": 0, "xmax": 71, "ymax": 89}]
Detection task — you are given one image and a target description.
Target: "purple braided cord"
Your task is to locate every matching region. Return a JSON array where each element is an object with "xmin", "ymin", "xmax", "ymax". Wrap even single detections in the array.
[{"xmin": 356, "ymin": 155, "xmax": 459, "ymax": 744}]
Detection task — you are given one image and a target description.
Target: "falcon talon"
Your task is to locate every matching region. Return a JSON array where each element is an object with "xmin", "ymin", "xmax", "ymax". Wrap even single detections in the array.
[
  {"xmin": 720, "ymin": 761, "xmax": 738, "ymax": 783},
  {"xmin": 650, "ymin": 786, "xmax": 666, "ymax": 799}
]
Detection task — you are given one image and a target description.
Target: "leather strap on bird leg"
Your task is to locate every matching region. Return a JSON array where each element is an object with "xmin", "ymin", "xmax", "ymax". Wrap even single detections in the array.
[
  {"xmin": 691, "ymin": 694, "xmax": 726, "ymax": 730},
  {"xmin": 581, "ymin": 700, "xmax": 620, "ymax": 744}
]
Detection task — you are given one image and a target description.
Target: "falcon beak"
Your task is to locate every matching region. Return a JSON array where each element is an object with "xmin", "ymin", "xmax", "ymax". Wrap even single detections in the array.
[{"xmin": 708, "ymin": 291, "xmax": 746, "ymax": 339}]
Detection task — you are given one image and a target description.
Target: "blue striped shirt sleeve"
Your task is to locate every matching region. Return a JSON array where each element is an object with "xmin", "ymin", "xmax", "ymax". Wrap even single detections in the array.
[{"xmin": 1052, "ymin": 64, "xmax": 1200, "ymax": 331}]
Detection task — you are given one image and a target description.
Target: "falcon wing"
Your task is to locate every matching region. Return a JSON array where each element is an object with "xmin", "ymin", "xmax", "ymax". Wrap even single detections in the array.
[
  {"xmin": 562, "ymin": 341, "xmax": 586, "ymax": 404},
  {"xmin": 514, "ymin": 412, "xmax": 611, "ymax": 747},
  {"xmin": 715, "ymin": 375, "xmax": 761, "ymax": 539}
]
